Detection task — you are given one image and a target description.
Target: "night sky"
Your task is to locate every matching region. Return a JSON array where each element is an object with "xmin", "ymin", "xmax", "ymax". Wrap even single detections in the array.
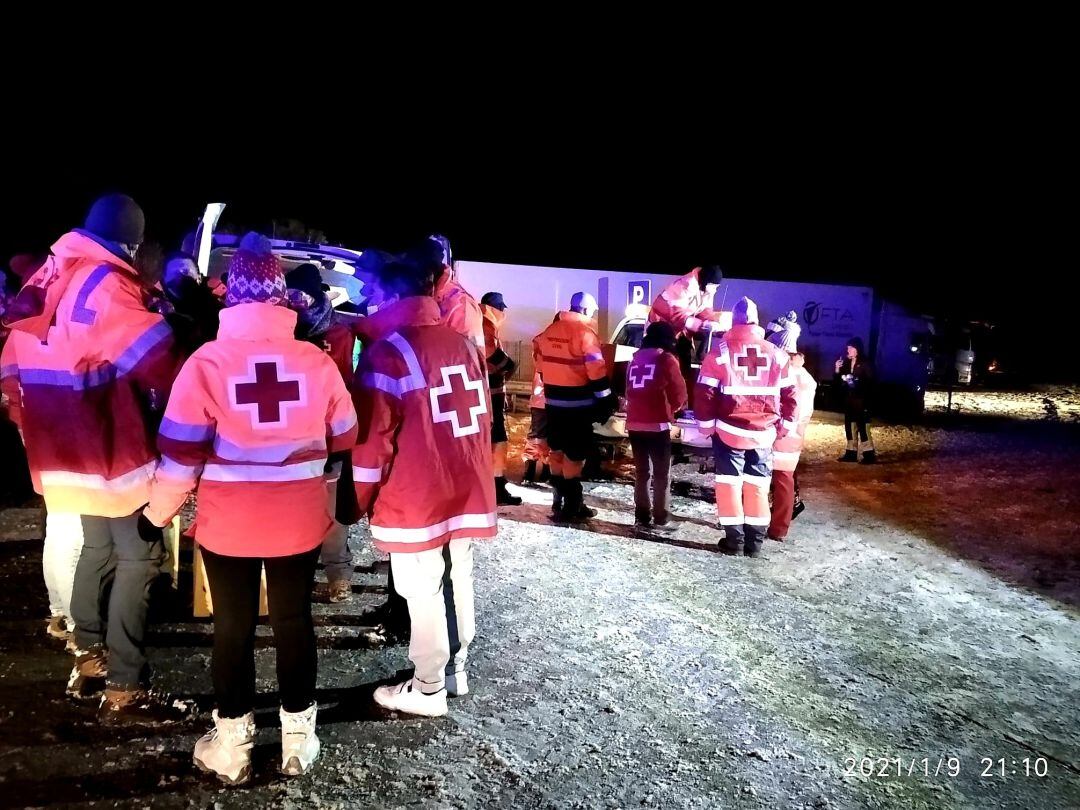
[{"xmin": 0, "ymin": 95, "xmax": 1066, "ymax": 353}]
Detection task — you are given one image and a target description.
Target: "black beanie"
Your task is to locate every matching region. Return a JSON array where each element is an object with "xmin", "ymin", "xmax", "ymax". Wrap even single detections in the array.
[
  {"xmin": 697, "ymin": 265, "xmax": 723, "ymax": 287},
  {"xmin": 84, "ymin": 193, "xmax": 145, "ymax": 245},
  {"xmin": 642, "ymin": 320, "xmax": 677, "ymax": 351}
]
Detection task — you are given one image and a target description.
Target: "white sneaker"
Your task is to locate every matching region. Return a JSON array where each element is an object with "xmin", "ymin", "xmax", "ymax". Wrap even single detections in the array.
[
  {"xmin": 280, "ymin": 703, "xmax": 320, "ymax": 776},
  {"xmin": 373, "ymin": 680, "xmax": 448, "ymax": 717},
  {"xmin": 445, "ymin": 670, "xmax": 469, "ymax": 697},
  {"xmin": 193, "ymin": 710, "xmax": 255, "ymax": 785}
]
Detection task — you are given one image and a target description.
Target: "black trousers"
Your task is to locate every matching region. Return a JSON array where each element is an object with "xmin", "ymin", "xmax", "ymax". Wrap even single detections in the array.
[
  {"xmin": 490, "ymin": 390, "xmax": 508, "ymax": 443},
  {"xmin": 201, "ymin": 546, "xmax": 320, "ymax": 717},
  {"xmin": 546, "ymin": 405, "xmax": 595, "ymax": 463},
  {"xmin": 629, "ymin": 431, "xmax": 672, "ymax": 518},
  {"xmin": 838, "ymin": 412, "xmax": 872, "ymax": 444},
  {"xmin": 844, "ymin": 412, "xmax": 870, "ymax": 443}
]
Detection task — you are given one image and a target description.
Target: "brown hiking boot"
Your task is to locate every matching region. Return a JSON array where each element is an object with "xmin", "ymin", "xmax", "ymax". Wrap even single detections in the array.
[
  {"xmin": 329, "ymin": 580, "xmax": 352, "ymax": 603},
  {"xmin": 46, "ymin": 616, "xmax": 72, "ymax": 641},
  {"xmin": 314, "ymin": 579, "xmax": 353, "ymax": 604},
  {"xmin": 66, "ymin": 645, "xmax": 107, "ymax": 702},
  {"xmin": 98, "ymin": 686, "xmax": 195, "ymax": 728}
]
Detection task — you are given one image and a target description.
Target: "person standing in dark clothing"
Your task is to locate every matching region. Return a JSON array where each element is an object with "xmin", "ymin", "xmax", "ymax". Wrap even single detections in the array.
[
  {"xmin": 286, "ymin": 263, "xmax": 358, "ymax": 604},
  {"xmin": 836, "ymin": 337, "xmax": 876, "ymax": 464}
]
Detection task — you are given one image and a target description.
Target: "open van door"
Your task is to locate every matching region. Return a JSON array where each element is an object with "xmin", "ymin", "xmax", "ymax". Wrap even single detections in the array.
[{"xmin": 194, "ymin": 203, "xmax": 227, "ymax": 278}]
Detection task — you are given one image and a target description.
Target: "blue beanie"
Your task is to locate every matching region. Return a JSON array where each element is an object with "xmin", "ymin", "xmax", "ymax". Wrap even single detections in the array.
[{"xmin": 84, "ymin": 193, "xmax": 145, "ymax": 245}]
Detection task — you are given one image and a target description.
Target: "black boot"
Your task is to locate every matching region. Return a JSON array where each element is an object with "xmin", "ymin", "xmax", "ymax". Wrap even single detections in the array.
[
  {"xmin": 791, "ymin": 500, "xmax": 806, "ymax": 521},
  {"xmin": 634, "ymin": 507, "xmax": 652, "ymax": 526},
  {"xmin": 717, "ymin": 525, "xmax": 741, "ymax": 555},
  {"xmin": 859, "ymin": 450, "xmax": 877, "ymax": 465},
  {"xmin": 839, "ymin": 450, "xmax": 858, "ymax": 462},
  {"xmin": 563, "ymin": 479, "xmax": 596, "ymax": 522},
  {"xmin": 495, "ymin": 476, "xmax": 522, "ymax": 505},
  {"xmin": 550, "ymin": 475, "xmax": 565, "ymax": 518},
  {"xmin": 523, "ymin": 460, "xmax": 538, "ymax": 485},
  {"xmin": 538, "ymin": 464, "xmax": 551, "ymax": 483}
]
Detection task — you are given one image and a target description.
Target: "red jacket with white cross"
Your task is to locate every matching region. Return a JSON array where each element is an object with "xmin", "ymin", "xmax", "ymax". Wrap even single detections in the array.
[
  {"xmin": 625, "ymin": 348, "xmax": 687, "ymax": 432},
  {"xmin": 694, "ymin": 323, "xmax": 798, "ymax": 450},
  {"xmin": 146, "ymin": 302, "xmax": 358, "ymax": 557},
  {"xmin": 351, "ymin": 296, "xmax": 497, "ymax": 554}
]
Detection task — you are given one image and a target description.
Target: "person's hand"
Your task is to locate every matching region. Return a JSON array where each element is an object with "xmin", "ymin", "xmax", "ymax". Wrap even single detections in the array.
[{"xmin": 834, "ymin": 358, "xmax": 844, "ymax": 373}]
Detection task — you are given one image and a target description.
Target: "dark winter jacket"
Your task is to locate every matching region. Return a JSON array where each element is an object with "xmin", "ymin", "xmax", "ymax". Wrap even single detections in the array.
[{"xmin": 836, "ymin": 357, "xmax": 874, "ymax": 415}]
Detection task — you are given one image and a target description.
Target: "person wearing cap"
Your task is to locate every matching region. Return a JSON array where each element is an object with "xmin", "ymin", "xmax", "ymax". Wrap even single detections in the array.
[
  {"xmin": 480, "ymin": 291, "xmax": 522, "ymax": 506},
  {"xmin": 286, "ymin": 263, "xmax": 355, "ymax": 386},
  {"xmin": 144, "ymin": 232, "xmax": 358, "ymax": 781},
  {"xmin": 350, "ymin": 257, "xmax": 495, "ymax": 718},
  {"xmin": 765, "ymin": 310, "xmax": 800, "ymax": 349},
  {"xmin": 535, "ymin": 292, "xmax": 616, "ymax": 521},
  {"xmin": 649, "ymin": 265, "xmax": 725, "ymax": 390},
  {"xmin": 765, "ymin": 316, "xmax": 815, "ymax": 539},
  {"xmin": 835, "ymin": 336, "xmax": 876, "ymax": 463},
  {"xmin": 766, "ymin": 340, "xmax": 817, "ymax": 541},
  {"xmin": 285, "ymin": 263, "xmax": 358, "ymax": 604},
  {"xmin": 650, "ymin": 265, "xmax": 725, "ymax": 336},
  {"xmin": 0, "ymin": 193, "xmax": 190, "ymax": 723},
  {"xmin": 625, "ymin": 321, "xmax": 687, "ymax": 528},
  {"xmin": 695, "ymin": 296, "xmax": 797, "ymax": 557},
  {"xmin": 348, "ymin": 247, "xmax": 415, "ymax": 642}
]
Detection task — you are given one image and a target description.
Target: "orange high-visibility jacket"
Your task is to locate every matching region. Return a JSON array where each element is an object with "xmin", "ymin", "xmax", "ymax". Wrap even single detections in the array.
[{"xmin": 535, "ymin": 311, "xmax": 611, "ymax": 409}]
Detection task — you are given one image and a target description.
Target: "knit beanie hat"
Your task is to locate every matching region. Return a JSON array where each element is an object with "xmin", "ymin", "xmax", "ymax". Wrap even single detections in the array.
[{"xmin": 226, "ymin": 232, "xmax": 285, "ymax": 306}]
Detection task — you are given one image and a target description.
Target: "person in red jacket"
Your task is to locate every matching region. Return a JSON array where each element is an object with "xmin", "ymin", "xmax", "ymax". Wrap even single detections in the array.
[
  {"xmin": 695, "ymin": 297, "xmax": 797, "ymax": 557},
  {"xmin": 1, "ymin": 194, "xmax": 188, "ymax": 725},
  {"xmin": 413, "ymin": 234, "xmax": 486, "ymax": 354},
  {"xmin": 649, "ymin": 265, "xmax": 725, "ymax": 390},
  {"xmin": 625, "ymin": 322, "xmax": 688, "ymax": 527},
  {"xmin": 648, "ymin": 265, "xmax": 725, "ymax": 336},
  {"xmin": 767, "ymin": 350, "xmax": 816, "ymax": 541},
  {"xmin": 146, "ymin": 233, "xmax": 358, "ymax": 782},
  {"xmin": 352, "ymin": 257, "xmax": 496, "ymax": 718},
  {"xmin": 286, "ymin": 263, "xmax": 358, "ymax": 604}
]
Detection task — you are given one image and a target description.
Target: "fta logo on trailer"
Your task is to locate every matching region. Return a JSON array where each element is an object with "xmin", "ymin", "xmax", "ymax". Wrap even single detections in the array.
[{"xmin": 803, "ymin": 300, "xmax": 855, "ymax": 337}]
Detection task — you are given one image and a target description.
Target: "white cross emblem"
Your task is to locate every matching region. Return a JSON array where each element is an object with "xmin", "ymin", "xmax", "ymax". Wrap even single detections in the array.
[
  {"xmin": 629, "ymin": 363, "xmax": 656, "ymax": 389},
  {"xmin": 429, "ymin": 364, "xmax": 488, "ymax": 437}
]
